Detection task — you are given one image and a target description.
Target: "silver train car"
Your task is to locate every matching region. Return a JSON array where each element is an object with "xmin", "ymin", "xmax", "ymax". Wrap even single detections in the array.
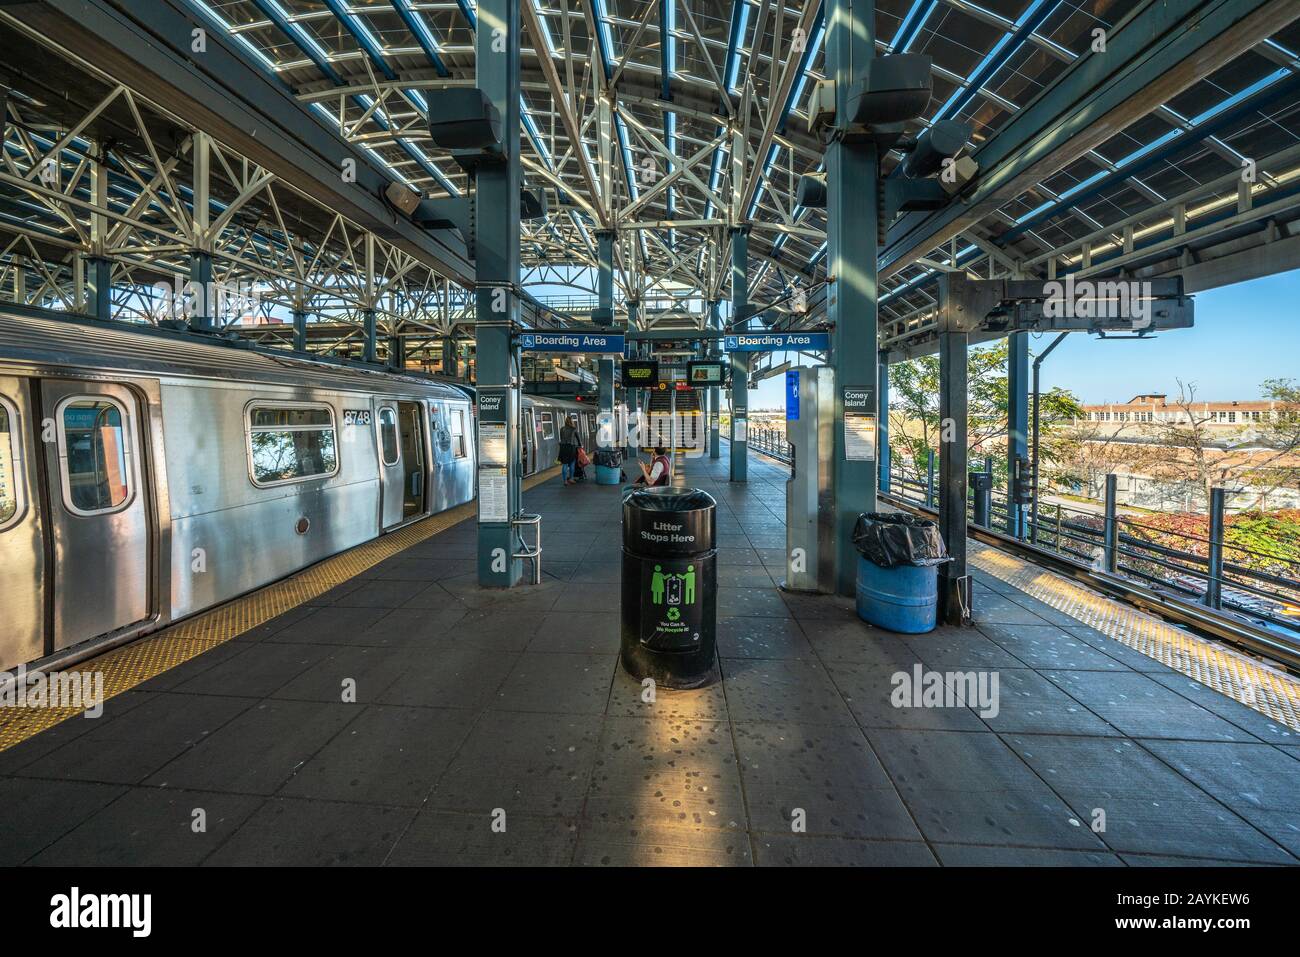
[{"xmin": 0, "ymin": 312, "xmax": 588, "ymax": 674}]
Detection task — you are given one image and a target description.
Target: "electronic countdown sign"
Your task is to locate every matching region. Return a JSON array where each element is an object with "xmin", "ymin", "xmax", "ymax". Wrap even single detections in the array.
[
  {"xmin": 621, "ymin": 359, "xmax": 660, "ymax": 387},
  {"xmin": 685, "ymin": 360, "xmax": 727, "ymax": 387}
]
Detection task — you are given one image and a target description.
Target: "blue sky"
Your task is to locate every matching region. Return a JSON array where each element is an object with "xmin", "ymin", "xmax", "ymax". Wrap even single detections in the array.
[{"xmin": 746, "ymin": 268, "xmax": 1300, "ymax": 408}]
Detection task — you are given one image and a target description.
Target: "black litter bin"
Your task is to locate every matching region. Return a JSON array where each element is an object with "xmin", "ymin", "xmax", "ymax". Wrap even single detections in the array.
[{"xmin": 621, "ymin": 486, "xmax": 717, "ymax": 688}]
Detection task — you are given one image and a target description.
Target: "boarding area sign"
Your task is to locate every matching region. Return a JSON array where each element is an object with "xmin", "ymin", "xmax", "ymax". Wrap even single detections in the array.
[
  {"xmin": 724, "ymin": 331, "xmax": 830, "ymax": 352},
  {"xmin": 520, "ymin": 331, "xmax": 625, "ymax": 353}
]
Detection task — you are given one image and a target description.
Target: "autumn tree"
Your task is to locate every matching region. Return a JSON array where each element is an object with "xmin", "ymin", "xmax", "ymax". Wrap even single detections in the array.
[{"xmin": 888, "ymin": 339, "xmax": 1083, "ymax": 486}]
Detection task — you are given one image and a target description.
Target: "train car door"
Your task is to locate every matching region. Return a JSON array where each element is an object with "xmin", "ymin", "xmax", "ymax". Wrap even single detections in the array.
[
  {"xmin": 376, "ymin": 401, "xmax": 406, "ymax": 530},
  {"xmin": 522, "ymin": 407, "xmax": 537, "ymax": 475},
  {"xmin": 40, "ymin": 379, "xmax": 151, "ymax": 652},
  {"xmin": 397, "ymin": 400, "xmax": 426, "ymax": 519},
  {"xmin": 0, "ymin": 377, "xmax": 45, "ymax": 670}
]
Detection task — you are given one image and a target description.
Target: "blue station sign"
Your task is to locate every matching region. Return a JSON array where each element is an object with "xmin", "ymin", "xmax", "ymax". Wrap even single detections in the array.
[
  {"xmin": 520, "ymin": 331, "xmax": 625, "ymax": 353},
  {"xmin": 724, "ymin": 331, "xmax": 830, "ymax": 352}
]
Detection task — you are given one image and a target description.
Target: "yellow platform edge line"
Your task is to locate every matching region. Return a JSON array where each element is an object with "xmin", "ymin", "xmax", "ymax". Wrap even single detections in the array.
[
  {"xmin": 0, "ymin": 466, "xmax": 563, "ymax": 751},
  {"xmin": 970, "ymin": 543, "xmax": 1300, "ymax": 732}
]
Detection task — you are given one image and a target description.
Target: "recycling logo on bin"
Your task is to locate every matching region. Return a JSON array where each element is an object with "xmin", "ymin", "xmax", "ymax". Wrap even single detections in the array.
[{"xmin": 642, "ymin": 558, "xmax": 701, "ymax": 650}]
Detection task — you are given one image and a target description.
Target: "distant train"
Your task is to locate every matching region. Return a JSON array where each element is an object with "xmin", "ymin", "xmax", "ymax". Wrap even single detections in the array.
[{"xmin": 0, "ymin": 313, "xmax": 595, "ymax": 673}]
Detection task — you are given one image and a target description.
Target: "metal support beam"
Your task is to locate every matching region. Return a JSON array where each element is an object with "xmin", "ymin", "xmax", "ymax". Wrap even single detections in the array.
[
  {"xmin": 877, "ymin": 350, "xmax": 890, "ymax": 494},
  {"xmin": 475, "ymin": 0, "xmax": 523, "ymax": 588},
  {"xmin": 83, "ymin": 258, "xmax": 110, "ymax": 321},
  {"xmin": 442, "ymin": 336, "xmax": 459, "ymax": 377},
  {"xmin": 827, "ymin": 0, "xmax": 879, "ymax": 596},
  {"xmin": 363, "ymin": 308, "xmax": 377, "ymax": 363},
  {"xmin": 1206, "ymin": 487, "xmax": 1226, "ymax": 610},
  {"xmin": 1006, "ymin": 331, "xmax": 1029, "ymax": 538},
  {"xmin": 709, "ymin": 299, "xmax": 721, "ymax": 459},
  {"xmin": 292, "ymin": 307, "xmax": 307, "ymax": 352},
  {"xmin": 938, "ymin": 273, "xmax": 970, "ymax": 626},
  {"xmin": 188, "ymin": 251, "xmax": 214, "ymax": 333},
  {"xmin": 881, "ymin": 0, "xmax": 1299, "ymax": 280},
  {"xmin": 729, "ymin": 228, "xmax": 749, "ymax": 482}
]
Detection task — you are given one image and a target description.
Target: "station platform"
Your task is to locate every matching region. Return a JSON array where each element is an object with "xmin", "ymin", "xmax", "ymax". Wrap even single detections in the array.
[{"xmin": 2, "ymin": 451, "xmax": 1299, "ymax": 867}]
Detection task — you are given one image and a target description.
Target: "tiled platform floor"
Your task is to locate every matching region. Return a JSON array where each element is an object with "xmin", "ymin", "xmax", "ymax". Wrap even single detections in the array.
[{"xmin": 2, "ymin": 452, "xmax": 1299, "ymax": 866}]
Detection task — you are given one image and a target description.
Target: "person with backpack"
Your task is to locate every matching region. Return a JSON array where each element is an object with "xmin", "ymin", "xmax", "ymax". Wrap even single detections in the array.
[
  {"xmin": 634, "ymin": 445, "xmax": 672, "ymax": 487},
  {"xmin": 559, "ymin": 415, "xmax": 580, "ymax": 485}
]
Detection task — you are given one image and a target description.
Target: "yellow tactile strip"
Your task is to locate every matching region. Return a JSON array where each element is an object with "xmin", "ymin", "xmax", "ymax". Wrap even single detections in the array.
[
  {"xmin": 0, "ymin": 467, "xmax": 562, "ymax": 751},
  {"xmin": 971, "ymin": 544, "xmax": 1300, "ymax": 731}
]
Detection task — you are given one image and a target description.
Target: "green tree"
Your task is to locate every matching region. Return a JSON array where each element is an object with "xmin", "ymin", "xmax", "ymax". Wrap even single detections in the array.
[{"xmin": 888, "ymin": 340, "xmax": 1083, "ymax": 486}]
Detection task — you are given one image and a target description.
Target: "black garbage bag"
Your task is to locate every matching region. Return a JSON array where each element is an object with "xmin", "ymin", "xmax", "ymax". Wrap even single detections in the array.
[
  {"xmin": 594, "ymin": 449, "xmax": 623, "ymax": 468},
  {"xmin": 852, "ymin": 512, "xmax": 951, "ymax": 568}
]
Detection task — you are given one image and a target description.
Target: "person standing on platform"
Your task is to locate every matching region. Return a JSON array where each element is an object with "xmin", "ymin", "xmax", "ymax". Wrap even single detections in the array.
[{"xmin": 559, "ymin": 416, "xmax": 580, "ymax": 485}]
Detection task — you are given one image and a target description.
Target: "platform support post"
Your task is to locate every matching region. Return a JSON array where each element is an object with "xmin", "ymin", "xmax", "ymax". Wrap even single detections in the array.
[
  {"xmin": 1007, "ymin": 331, "xmax": 1029, "ymax": 537},
  {"xmin": 1103, "ymin": 473, "xmax": 1119, "ymax": 575},
  {"xmin": 729, "ymin": 228, "xmax": 749, "ymax": 482},
  {"xmin": 362, "ymin": 308, "xmax": 377, "ymax": 363},
  {"xmin": 626, "ymin": 300, "xmax": 641, "ymax": 458},
  {"xmin": 938, "ymin": 273, "xmax": 970, "ymax": 625},
  {"xmin": 1206, "ymin": 487, "xmax": 1226, "ymax": 609},
  {"xmin": 827, "ymin": 0, "xmax": 880, "ymax": 596},
  {"xmin": 85, "ymin": 256, "xmax": 112, "ymax": 322},
  {"xmin": 186, "ymin": 131, "xmax": 214, "ymax": 332},
  {"xmin": 708, "ymin": 299, "xmax": 721, "ymax": 459},
  {"xmin": 292, "ymin": 305, "xmax": 308, "ymax": 352},
  {"xmin": 187, "ymin": 252, "xmax": 214, "ymax": 332},
  {"xmin": 878, "ymin": 350, "xmax": 890, "ymax": 494},
  {"xmin": 442, "ymin": 336, "xmax": 458, "ymax": 377},
  {"xmin": 597, "ymin": 229, "xmax": 615, "ymax": 449},
  {"xmin": 475, "ymin": 0, "xmax": 523, "ymax": 588}
]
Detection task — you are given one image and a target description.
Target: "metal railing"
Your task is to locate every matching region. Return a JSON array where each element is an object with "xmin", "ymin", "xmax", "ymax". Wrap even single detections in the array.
[
  {"xmin": 749, "ymin": 428, "xmax": 792, "ymax": 463},
  {"xmin": 512, "ymin": 513, "xmax": 542, "ymax": 585},
  {"xmin": 885, "ymin": 451, "xmax": 1300, "ymax": 642}
]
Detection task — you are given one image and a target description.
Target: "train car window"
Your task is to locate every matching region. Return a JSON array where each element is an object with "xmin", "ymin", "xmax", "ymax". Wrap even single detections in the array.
[
  {"xmin": 540, "ymin": 411, "xmax": 555, "ymax": 439},
  {"xmin": 450, "ymin": 408, "xmax": 467, "ymax": 458},
  {"xmin": 59, "ymin": 398, "xmax": 131, "ymax": 514},
  {"xmin": 0, "ymin": 399, "xmax": 20, "ymax": 527},
  {"xmin": 247, "ymin": 403, "xmax": 339, "ymax": 486},
  {"xmin": 378, "ymin": 407, "xmax": 400, "ymax": 465}
]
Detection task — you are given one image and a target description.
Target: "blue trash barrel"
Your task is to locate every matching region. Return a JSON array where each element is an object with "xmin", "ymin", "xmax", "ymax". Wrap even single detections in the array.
[
  {"xmin": 855, "ymin": 555, "xmax": 938, "ymax": 633},
  {"xmin": 595, "ymin": 464, "xmax": 621, "ymax": 485}
]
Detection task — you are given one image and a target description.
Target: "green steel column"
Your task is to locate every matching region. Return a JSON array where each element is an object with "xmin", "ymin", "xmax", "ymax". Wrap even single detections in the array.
[
  {"xmin": 475, "ymin": 0, "xmax": 523, "ymax": 588},
  {"xmin": 877, "ymin": 350, "xmax": 890, "ymax": 493},
  {"xmin": 708, "ymin": 299, "xmax": 721, "ymax": 459},
  {"xmin": 626, "ymin": 300, "xmax": 641, "ymax": 458},
  {"xmin": 597, "ymin": 229, "xmax": 615, "ymax": 446},
  {"xmin": 827, "ymin": 0, "xmax": 880, "ymax": 596},
  {"xmin": 1006, "ymin": 331, "xmax": 1029, "ymax": 537},
  {"xmin": 292, "ymin": 308, "xmax": 308, "ymax": 351},
  {"xmin": 729, "ymin": 227, "xmax": 749, "ymax": 482},
  {"xmin": 362, "ymin": 308, "xmax": 377, "ymax": 363},
  {"xmin": 388, "ymin": 332, "xmax": 406, "ymax": 370},
  {"xmin": 86, "ymin": 257, "xmax": 112, "ymax": 321},
  {"xmin": 938, "ymin": 273, "xmax": 970, "ymax": 625},
  {"xmin": 442, "ymin": 336, "xmax": 459, "ymax": 377},
  {"xmin": 188, "ymin": 251, "xmax": 214, "ymax": 332}
]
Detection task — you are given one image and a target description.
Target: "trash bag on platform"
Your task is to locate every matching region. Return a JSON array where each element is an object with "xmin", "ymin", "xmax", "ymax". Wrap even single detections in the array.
[
  {"xmin": 852, "ymin": 512, "xmax": 951, "ymax": 568},
  {"xmin": 594, "ymin": 449, "xmax": 623, "ymax": 469}
]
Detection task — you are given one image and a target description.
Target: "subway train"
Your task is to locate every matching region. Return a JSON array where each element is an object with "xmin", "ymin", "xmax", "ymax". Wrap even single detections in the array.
[{"xmin": 0, "ymin": 312, "xmax": 594, "ymax": 674}]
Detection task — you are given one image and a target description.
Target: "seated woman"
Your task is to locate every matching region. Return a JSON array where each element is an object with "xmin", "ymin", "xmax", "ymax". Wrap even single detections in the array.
[{"xmin": 634, "ymin": 445, "xmax": 672, "ymax": 487}]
